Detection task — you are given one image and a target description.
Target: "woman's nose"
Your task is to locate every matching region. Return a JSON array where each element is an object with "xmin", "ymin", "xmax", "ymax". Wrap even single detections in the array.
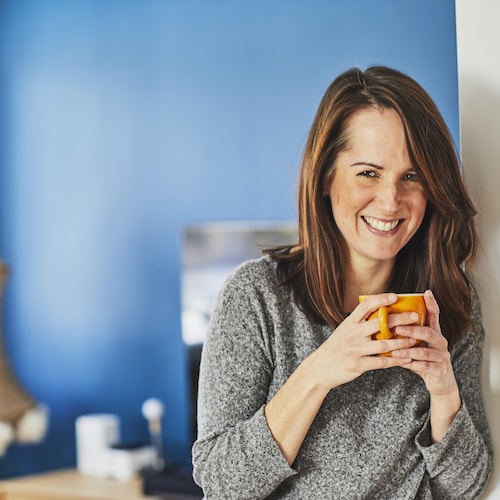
[{"xmin": 376, "ymin": 181, "xmax": 401, "ymax": 212}]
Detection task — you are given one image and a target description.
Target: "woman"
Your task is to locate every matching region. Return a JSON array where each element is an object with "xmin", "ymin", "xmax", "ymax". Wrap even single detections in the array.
[{"xmin": 192, "ymin": 66, "xmax": 492, "ymax": 499}]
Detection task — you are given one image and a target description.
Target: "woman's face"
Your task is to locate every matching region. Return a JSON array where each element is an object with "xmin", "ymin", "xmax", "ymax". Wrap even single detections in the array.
[{"xmin": 327, "ymin": 107, "xmax": 428, "ymax": 271}]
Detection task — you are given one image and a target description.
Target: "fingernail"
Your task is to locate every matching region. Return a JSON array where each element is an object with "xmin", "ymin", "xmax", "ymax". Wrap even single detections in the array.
[{"xmin": 410, "ymin": 313, "xmax": 418, "ymax": 321}]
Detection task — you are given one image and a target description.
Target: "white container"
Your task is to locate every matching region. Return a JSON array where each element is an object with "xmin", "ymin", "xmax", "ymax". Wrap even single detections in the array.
[
  {"xmin": 75, "ymin": 414, "xmax": 119, "ymax": 477},
  {"xmin": 108, "ymin": 444, "xmax": 155, "ymax": 481}
]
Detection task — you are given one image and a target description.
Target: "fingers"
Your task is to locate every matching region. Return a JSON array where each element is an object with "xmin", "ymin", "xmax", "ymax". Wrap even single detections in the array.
[
  {"xmin": 342, "ymin": 338, "xmax": 414, "ymax": 372},
  {"xmin": 370, "ymin": 336, "xmax": 417, "ymax": 356},
  {"xmin": 392, "ymin": 343, "xmax": 454, "ymax": 393},
  {"xmin": 363, "ymin": 353, "xmax": 413, "ymax": 371},
  {"xmin": 351, "ymin": 293, "xmax": 397, "ymax": 323},
  {"xmin": 395, "ymin": 322, "xmax": 447, "ymax": 352},
  {"xmin": 393, "ymin": 289, "xmax": 443, "ymax": 350},
  {"xmin": 424, "ymin": 289, "xmax": 441, "ymax": 333},
  {"xmin": 360, "ymin": 311, "xmax": 421, "ymax": 343},
  {"xmin": 386, "ymin": 311, "xmax": 420, "ymax": 330},
  {"xmin": 392, "ymin": 313, "xmax": 449, "ymax": 367},
  {"xmin": 392, "ymin": 343, "xmax": 447, "ymax": 364},
  {"xmin": 338, "ymin": 292, "xmax": 440, "ymax": 376},
  {"xmin": 359, "ymin": 291, "xmax": 456, "ymax": 397}
]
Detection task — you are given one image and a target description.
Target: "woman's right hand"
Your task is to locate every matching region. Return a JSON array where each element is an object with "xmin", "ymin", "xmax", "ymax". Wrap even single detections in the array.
[{"xmin": 308, "ymin": 293, "xmax": 418, "ymax": 390}]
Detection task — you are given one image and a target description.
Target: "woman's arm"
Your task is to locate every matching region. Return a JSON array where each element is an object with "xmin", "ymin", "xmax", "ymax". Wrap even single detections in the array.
[
  {"xmin": 429, "ymin": 389, "xmax": 461, "ymax": 443},
  {"xmin": 392, "ymin": 288, "xmax": 493, "ymax": 497},
  {"xmin": 264, "ymin": 293, "xmax": 417, "ymax": 466},
  {"xmin": 192, "ymin": 266, "xmax": 297, "ymax": 499},
  {"xmin": 263, "ymin": 356, "xmax": 329, "ymax": 465},
  {"xmin": 393, "ymin": 290, "xmax": 463, "ymax": 442}
]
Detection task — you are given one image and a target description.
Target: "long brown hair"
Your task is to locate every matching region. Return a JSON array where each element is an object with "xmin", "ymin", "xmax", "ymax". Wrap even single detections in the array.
[{"xmin": 265, "ymin": 66, "xmax": 478, "ymax": 349}]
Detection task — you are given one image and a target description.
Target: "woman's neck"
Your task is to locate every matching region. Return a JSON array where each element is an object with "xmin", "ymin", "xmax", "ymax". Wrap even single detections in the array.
[{"xmin": 343, "ymin": 258, "xmax": 394, "ymax": 313}]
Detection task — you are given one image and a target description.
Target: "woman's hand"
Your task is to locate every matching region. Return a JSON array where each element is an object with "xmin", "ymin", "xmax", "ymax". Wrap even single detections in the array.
[
  {"xmin": 391, "ymin": 290, "xmax": 458, "ymax": 395},
  {"xmin": 309, "ymin": 293, "xmax": 417, "ymax": 390},
  {"xmin": 391, "ymin": 289, "xmax": 461, "ymax": 441},
  {"xmin": 264, "ymin": 292, "xmax": 417, "ymax": 465}
]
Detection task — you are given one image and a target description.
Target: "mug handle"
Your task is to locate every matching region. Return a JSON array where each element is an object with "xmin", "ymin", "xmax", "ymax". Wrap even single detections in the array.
[{"xmin": 377, "ymin": 306, "xmax": 393, "ymax": 339}]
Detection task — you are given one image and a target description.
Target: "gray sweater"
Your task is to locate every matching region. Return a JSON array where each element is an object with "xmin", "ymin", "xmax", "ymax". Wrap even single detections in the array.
[{"xmin": 192, "ymin": 256, "xmax": 492, "ymax": 499}]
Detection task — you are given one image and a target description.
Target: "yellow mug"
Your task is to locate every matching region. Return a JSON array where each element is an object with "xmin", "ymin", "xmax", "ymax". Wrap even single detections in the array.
[{"xmin": 358, "ymin": 293, "xmax": 426, "ymax": 354}]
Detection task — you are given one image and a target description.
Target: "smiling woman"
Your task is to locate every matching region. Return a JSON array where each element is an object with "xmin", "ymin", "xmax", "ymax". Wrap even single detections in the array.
[
  {"xmin": 326, "ymin": 107, "xmax": 428, "ymax": 301},
  {"xmin": 192, "ymin": 66, "xmax": 492, "ymax": 499},
  {"xmin": 274, "ymin": 66, "xmax": 478, "ymax": 344}
]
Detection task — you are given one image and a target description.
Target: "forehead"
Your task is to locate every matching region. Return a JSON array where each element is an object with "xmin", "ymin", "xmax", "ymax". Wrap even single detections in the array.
[
  {"xmin": 345, "ymin": 107, "xmax": 404, "ymax": 142},
  {"xmin": 339, "ymin": 107, "xmax": 410, "ymax": 163}
]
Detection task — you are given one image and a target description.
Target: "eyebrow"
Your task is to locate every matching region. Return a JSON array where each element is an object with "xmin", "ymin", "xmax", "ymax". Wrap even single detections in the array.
[
  {"xmin": 351, "ymin": 162, "xmax": 417, "ymax": 173},
  {"xmin": 351, "ymin": 161, "xmax": 384, "ymax": 169}
]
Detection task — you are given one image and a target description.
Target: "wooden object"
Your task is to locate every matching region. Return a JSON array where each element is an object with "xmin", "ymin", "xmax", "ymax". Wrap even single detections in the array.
[{"xmin": 0, "ymin": 468, "xmax": 161, "ymax": 500}]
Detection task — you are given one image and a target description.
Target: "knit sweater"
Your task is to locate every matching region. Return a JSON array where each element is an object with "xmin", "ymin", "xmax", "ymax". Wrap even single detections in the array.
[{"xmin": 192, "ymin": 256, "xmax": 492, "ymax": 499}]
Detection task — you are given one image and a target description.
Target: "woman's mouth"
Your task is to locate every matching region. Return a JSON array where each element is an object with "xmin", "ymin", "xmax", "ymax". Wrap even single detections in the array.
[{"xmin": 362, "ymin": 216, "xmax": 401, "ymax": 232}]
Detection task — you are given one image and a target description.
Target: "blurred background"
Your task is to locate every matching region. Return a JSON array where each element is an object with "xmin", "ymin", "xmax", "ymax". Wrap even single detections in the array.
[{"xmin": 0, "ymin": 0, "xmax": 460, "ymax": 479}]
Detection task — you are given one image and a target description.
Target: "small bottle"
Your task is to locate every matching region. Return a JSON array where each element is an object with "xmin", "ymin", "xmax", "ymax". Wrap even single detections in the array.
[{"xmin": 141, "ymin": 398, "xmax": 165, "ymax": 470}]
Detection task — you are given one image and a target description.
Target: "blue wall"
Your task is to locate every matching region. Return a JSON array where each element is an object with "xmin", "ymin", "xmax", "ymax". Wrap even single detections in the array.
[{"xmin": 0, "ymin": 0, "xmax": 458, "ymax": 478}]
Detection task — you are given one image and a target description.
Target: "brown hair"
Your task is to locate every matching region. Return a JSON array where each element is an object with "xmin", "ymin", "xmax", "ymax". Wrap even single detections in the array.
[{"xmin": 265, "ymin": 66, "xmax": 478, "ymax": 348}]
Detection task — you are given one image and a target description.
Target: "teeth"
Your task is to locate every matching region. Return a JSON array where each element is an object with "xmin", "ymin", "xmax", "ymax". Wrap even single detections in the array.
[{"xmin": 363, "ymin": 216, "xmax": 399, "ymax": 232}]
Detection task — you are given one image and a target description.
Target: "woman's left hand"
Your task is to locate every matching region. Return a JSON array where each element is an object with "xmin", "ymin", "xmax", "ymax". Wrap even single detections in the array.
[
  {"xmin": 391, "ymin": 289, "xmax": 458, "ymax": 396},
  {"xmin": 391, "ymin": 289, "xmax": 461, "ymax": 442}
]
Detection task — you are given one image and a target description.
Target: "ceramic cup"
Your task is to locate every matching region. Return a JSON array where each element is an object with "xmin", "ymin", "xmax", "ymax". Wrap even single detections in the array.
[{"xmin": 358, "ymin": 293, "xmax": 426, "ymax": 355}]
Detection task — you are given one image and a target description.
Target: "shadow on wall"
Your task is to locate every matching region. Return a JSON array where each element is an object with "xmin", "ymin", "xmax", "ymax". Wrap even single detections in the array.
[{"xmin": 460, "ymin": 77, "xmax": 500, "ymax": 496}]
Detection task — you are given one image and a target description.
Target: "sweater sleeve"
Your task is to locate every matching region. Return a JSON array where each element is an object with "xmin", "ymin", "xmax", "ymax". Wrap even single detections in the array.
[
  {"xmin": 192, "ymin": 263, "xmax": 296, "ymax": 499},
  {"xmin": 415, "ymin": 287, "xmax": 493, "ymax": 498}
]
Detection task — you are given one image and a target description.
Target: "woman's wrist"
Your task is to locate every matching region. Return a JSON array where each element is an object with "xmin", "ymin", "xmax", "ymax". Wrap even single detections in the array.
[
  {"xmin": 264, "ymin": 357, "xmax": 330, "ymax": 465},
  {"xmin": 429, "ymin": 386, "xmax": 461, "ymax": 443}
]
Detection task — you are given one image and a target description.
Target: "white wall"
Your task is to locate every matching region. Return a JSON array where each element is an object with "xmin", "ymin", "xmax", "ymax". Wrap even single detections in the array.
[{"xmin": 456, "ymin": 1, "xmax": 500, "ymax": 497}]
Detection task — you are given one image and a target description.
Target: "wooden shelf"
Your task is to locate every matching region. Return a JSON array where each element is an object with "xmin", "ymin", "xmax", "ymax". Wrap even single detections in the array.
[{"xmin": 0, "ymin": 468, "xmax": 160, "ymax": 500}]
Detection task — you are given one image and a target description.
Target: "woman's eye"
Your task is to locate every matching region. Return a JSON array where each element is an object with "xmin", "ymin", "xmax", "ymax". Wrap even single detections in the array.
[
  {"xmin": 358, "ymin": 170, "xmax": 377, "ymax": 178},
  {"xmin": 403, "ymin": 172, "xmax": 420, "ymax": 182}
]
